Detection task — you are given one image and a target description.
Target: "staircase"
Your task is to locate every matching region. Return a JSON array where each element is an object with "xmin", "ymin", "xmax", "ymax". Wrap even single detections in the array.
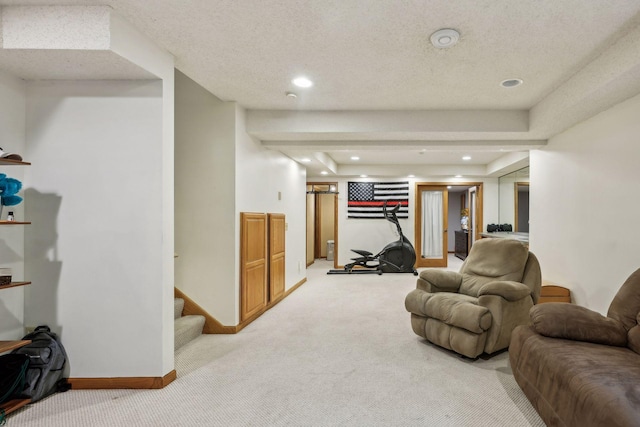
[{"xmin": 174, "ymin": 298, "xmax": 205, "ymax": 351}]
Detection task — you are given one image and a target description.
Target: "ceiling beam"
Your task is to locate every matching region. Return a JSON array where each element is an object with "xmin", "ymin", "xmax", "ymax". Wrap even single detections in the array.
[
  {"xmin": 263, "ymin": 139, "xmax": 546, "ymax": 151},
  {"xmin": 247, "ymin": 109, "xmax": 529, "ymax": 141}
]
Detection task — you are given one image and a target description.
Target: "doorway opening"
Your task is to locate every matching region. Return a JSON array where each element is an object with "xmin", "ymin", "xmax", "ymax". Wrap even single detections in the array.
[
  {"xmin": 415, "ymin": 182, "xmax": 483, "ymax": 268},
  {"xmin": 515, "ymin": 182, "xmax": 529, "ymax": 232},
  {"xmin": 306, "ymin": 183, "xmax": 338, "ymax": 268}
]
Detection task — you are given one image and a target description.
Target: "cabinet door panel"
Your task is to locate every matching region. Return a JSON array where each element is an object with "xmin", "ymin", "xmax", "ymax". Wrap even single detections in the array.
[
  {"xmin": 269, "ymin": 214, "xmax": 285, "ymax": 301},
  {"xmin": 240, "ymin": 213, "xmax": 267, "ymax": 321}
]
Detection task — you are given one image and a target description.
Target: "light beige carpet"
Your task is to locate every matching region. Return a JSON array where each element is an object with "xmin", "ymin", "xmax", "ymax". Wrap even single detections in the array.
[{"xmin": 9, "ymin": 257, "xmax": 544, "ymax": 426}]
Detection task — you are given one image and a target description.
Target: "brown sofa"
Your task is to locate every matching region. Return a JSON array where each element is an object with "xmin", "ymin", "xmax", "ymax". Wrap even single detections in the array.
[{"xmin": 510, "ymin": 268, "xmax": 640, "ymax": 427}]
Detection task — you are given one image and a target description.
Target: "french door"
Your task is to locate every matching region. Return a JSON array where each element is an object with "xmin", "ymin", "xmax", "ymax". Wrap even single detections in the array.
[{"xmin": 415, "ymin": 185, "xmax": 448, "ymax": 268}]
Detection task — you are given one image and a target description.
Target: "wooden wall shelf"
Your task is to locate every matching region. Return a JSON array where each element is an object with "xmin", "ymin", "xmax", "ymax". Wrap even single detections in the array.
[
  {"xmin": 0, "ymin": 158, "xmax": 30, "ymax": 418},
  {"xmin": 0, "ymin": 339, "xmax": 31, "ymax": 353},
  {"xmin": 0, "ymin": 158, "xmax": 30, "ymax": 166},
  {"xmin": 0, "ymin": 282, "xmax": 31, "ymax": 291},
  {"xmin": 0, "ymin": 398, "xmax": 31, "ymax": 416}
]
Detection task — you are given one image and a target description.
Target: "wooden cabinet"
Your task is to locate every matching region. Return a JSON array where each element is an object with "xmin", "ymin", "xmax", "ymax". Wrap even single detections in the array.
[
  {"xmin": 239, "ymin": 212, "xmax": 286, "ymax": 324},
  {"xmin": 454, "ymin": 230, "xmax": 469, "ymax": 260},
  {"xmin": 268, "ymin": 213, "xmax": 285, "ymax": 302},
  {"xmin": 240, "ymin": 212, "xmax": 268, "ymax": 322}
]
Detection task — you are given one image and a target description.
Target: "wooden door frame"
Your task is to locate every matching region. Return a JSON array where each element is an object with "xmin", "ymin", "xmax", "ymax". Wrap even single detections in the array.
[
  {"xmin": 415, "ymin": 184, "xmax": 448, "ymax": 268},
  {"xmin": 415, "ymin": 182, "xmax": 484, "ymax": 266},
  {"xmin": 306, "ymin": 182, "xmax": 338, "ymax": 268}
]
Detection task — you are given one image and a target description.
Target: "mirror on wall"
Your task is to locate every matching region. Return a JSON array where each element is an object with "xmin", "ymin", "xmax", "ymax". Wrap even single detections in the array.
[{"xmin": 498, "ymin": 166, "xmax": 529, "ymax": 232}]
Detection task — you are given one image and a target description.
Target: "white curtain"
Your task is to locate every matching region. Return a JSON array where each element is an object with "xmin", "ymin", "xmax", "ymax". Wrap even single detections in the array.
[{"xmin": 421, "ymin": 191, "xmax": 443, "ymax": 258}]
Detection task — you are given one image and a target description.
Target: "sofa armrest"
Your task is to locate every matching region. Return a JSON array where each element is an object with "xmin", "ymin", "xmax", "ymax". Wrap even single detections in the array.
[
  {"xmin": 530, "ymin": 303, "xmax": 628, "ymax": 347},
  {"xmin": 478, "ymin": 280, "xmax": 531, "ymax": 302},
  {"xmin": 416, "ymin": 270, "xmax": 462, "ymax": 293}
]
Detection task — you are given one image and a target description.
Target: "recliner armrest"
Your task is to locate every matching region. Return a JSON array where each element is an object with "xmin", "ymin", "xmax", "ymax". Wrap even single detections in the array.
[
  {"xmin": 478, "ymin": 280, "xmax": 531, "ymax": 301},
  {"xmin": 417, "ymin": 270, "xmax": 462, "ymax": 293},
  {"xmin": 530, "ymin": 303, "xmax": 628, "ymax": 347}
]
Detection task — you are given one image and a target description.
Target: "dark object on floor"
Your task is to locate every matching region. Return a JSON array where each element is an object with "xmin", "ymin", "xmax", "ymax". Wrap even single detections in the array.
[
  {"xmin": 405, "ymin": 238, "xmax": 541, "ymax": 358},
  {"xmin": 328, "ymin": 202, "xmax": 417, "ymax": 275},
  {"xmin": 486, "ymin": 223, "xmax": 512, "ymax": 232},
  {"xmin": 11, "ymin": 325, "xmax": 70, "ymax": 403},
  {"xmin": 510, "ymin": 268, "xmax": 640, "ymax": 427}
]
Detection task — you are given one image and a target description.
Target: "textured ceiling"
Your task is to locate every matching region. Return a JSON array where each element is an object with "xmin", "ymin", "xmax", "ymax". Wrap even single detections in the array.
[{"xmin": 3, "ymin": 0, "xmax": 640, "ymax": 176}]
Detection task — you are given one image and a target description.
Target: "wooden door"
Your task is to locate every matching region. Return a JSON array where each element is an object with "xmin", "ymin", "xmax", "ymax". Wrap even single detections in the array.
[
  {"xmin": 269, "ymin": 213, "xmax": 286, "ymax": 302},
  {"xmin": 240, "ymin": 212, "xmax": 268, "ymax": 321},
  {"xmin": 416, "ymin": 185, "xmax": 449, "ymax": 268},
  {"xmin": 316, "ymin": 193, "xmax": 335, "ymax": 258},
  {"xmin": 306, "ymin": 193, "xmax": 315, "ymax": 266}
]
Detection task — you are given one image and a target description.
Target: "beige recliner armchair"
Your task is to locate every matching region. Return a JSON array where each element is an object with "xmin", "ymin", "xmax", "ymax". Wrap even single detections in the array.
[{"xmin": 405, "ymin": 238, "xmax": 541, "ymax": 358}]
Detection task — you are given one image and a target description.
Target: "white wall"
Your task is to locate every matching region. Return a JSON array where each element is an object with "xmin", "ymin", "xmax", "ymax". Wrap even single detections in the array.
[
  {"xmin": 498, "ymin": 173, "xmax": 516, "ymax": 226},
  {"xmin": 531, "ymin": 92, "xmax": 640, "ymax": 314},
  {"xmin": 235, "ymin": 106, "xmax": 307, "ymax": 324},
  {"xmin": 0, "ymin": 70, "xmax": 27, "ymax": 341},
  {"xmin": 326, "ymin": 177, "xmax": 499, "ymax": 267},
  {"xmin": 174, "ymin": 78, "xmax": 307, "ymax": 327},
  {"xmin": 1, "ymin": 3, "xmax": 177, "ymax": 379},
  {"xmin": 174, "ymin": 70, "xmax": 237, "ymax": 326},
  {"xmin": 110, "ymin": 9, "xmax": 176, "ymax": 377},
  {"xmin": 24, "ymin": 80, "xmax": 166, "ymax": 377}
]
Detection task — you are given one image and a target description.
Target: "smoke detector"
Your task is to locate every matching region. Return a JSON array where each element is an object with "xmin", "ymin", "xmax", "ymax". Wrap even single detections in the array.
[{"xmin": 430, "ymin": 29, "xmax": 460, "ymax": 49}]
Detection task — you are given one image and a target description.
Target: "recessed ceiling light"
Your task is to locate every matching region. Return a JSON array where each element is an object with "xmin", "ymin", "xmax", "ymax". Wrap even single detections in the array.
[
  {"xmin": 455, "ymin": 175, "xmax": 463, "ymax": 178},
  {"xmin": 320, "ymin": 171, "xmax": 328, "ymax": 175},
  {"xmin": 360, "ymin": 174, "xmax": 368, "ymax": 178},
  {"xmin": 300, "ymin": 158, "xmax": 311, "ymax": 163},
  {"xmin": 430, "ymin": 28, "xmax": 460, "ymax": 49},
  {"xmin": 350, "ymin": 156, "xmax": 360, "ymax": 161},
  {"xmin": 292, "ymin": 77, "xmax": 313, "ymax": 88},
  {"xmin": 408, "ymin": 174, "xmax": 415, "ymax": 178},
  {"xmin": 286, "ymin": 92, "xmax": 297, "ymax": 98},
  {"xmin": 501, "ymin": 78, "xmax": 523, "ymax": 88},
  {"xmin": 462, "ymin": 156, "xmax": 471, "ymax": 161}
]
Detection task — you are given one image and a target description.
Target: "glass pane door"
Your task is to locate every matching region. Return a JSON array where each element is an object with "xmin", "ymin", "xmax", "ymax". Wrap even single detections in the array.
[{"xmin": 416, "ymin": 185, "xmax": 448, "ymax": 267}]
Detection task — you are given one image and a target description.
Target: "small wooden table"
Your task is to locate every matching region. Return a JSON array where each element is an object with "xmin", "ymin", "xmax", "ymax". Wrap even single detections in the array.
[{"xmin": 538, "ymin": 285, "xmax": 571, "ymax": 304}]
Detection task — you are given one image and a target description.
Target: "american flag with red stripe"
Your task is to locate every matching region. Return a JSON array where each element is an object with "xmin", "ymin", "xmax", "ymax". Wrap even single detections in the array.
[{"xmin": 347, "ymin": 182, "xmax": 409, "ymax": 218}]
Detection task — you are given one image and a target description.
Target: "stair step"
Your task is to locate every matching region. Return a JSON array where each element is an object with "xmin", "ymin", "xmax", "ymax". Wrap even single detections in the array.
[
  {"xmin": 174, "ymin": 298, "xmax": 185, "ymax": 320},
  {"xmin": 175, "ymin": 314, "xmax": 205, "ymax": 351}
]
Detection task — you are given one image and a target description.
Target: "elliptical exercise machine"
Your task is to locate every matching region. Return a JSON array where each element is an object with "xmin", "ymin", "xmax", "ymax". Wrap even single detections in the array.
[{"xmin": 327, "ymin": 202, "xmax": 418, "ymax": 275}]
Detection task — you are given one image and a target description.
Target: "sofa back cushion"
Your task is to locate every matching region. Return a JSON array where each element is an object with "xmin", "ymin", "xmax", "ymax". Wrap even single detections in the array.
[
  {"xmin": 608, "ymin": 268, "xmax": 640, "ymax": 353},
  {"xmin": 459, "ymin": 238, "xmax": 529, "ymax": 297}
]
